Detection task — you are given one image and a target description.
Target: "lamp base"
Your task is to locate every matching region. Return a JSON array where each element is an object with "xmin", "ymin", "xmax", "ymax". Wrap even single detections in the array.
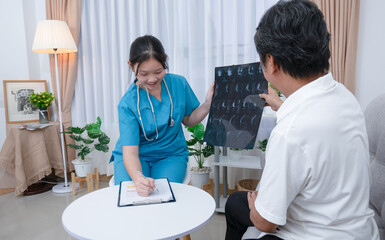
[{"xmin": 52, "ymin": 182, "xmax": 75, "ymax": 193}]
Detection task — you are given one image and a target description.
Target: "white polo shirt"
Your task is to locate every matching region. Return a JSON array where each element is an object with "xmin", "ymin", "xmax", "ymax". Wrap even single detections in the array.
[{"xmin": 255, "ymin": 73, "xmax": 379, "ymax": 240}]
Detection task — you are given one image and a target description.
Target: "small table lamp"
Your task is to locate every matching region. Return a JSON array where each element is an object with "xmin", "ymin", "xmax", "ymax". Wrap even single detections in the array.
[{"xmin": 32, "ymin": 20, "xmax": 77, "ymax": 193}]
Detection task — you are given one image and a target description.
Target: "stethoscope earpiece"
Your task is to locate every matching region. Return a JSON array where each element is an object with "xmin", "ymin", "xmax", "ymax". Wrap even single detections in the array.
[{"xmin": 137, "ymin": 79, "xmax": 174, "ymax": 141}]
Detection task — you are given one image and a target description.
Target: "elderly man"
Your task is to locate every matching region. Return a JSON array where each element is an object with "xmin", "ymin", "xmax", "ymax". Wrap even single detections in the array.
[{"xmin": 225, "ymin": 0, "xmax": 379, "ymax": 239}]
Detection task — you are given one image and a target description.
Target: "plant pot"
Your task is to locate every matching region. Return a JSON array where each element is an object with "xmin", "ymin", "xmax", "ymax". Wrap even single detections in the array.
[
  {"xmin": 237, "ymin": 179, "xmax": 260, "ymax": 192},
  {"xmin": 190, "ymin": 167, "xmax": 211, "ymax": 189},
  {"xmin": 258, "ymin": 150, "xmax": 266, "ymax": 169},
  {"xmin": 72, "ymin": 158, "xmax": 93, "ymax": 177},
  {"xmin": 229, "ymin": 150, "xmax": 242, "ymax": 161},
  {"xmin": 38, "ymin": 109, "xmax": 49, "ymax": 124}
]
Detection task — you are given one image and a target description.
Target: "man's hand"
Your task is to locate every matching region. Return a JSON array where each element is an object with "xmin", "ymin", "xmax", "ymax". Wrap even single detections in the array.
[
  {"xmin": 259, "ymin": 86, "xmax": 283, "ymax": 111},
  {"xmin": 248, "ymin": 191, "xmax": 258, "ymax": 209},
  {"xmin": 248, "ymin": 191, "xmax": 278, "ymax": 233}
]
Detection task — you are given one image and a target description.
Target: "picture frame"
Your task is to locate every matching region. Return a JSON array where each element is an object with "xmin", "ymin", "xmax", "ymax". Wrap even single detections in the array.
[{"xmin": 3, "ymin": 80, "xmax": 49, "ymax": 124}]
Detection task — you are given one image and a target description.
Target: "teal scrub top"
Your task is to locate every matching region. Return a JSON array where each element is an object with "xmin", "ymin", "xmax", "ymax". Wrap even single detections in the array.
[{"xmin": 111, "ymin": 73, "xmax": 200, "ymax": 163}]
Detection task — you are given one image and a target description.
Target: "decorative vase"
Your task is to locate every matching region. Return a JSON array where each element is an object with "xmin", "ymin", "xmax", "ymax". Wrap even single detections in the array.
[
  {"xmin": 72, "ymin": 158, "xmax": 93, "ymax": 177},
  {"xmin": 190, "ymin": 167, "xmax": 211, "ymax": 189},
  {"xmin": 38, "ymin": 109, "xmax": 49, "ymax": 124}
]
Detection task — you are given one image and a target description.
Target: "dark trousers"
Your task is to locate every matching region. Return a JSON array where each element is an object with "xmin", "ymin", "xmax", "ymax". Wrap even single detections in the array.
[{"xmin": 225, "ymin": 191, "xmax": 283, "ymax": 240}]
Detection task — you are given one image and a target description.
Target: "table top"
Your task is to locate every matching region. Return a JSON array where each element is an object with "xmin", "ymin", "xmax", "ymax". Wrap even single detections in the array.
[{"xmin": 62, "ymin": 183, "xmax": 216, "ymax": 240}]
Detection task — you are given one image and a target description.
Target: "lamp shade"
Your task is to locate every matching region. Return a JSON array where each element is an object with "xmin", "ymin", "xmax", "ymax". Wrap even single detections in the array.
[{"xmin": 32, "ymin": 20, "xmax": 77, "ymax": 54}]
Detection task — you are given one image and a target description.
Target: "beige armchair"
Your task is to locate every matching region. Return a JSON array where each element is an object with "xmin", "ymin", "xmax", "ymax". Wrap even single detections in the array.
[{"xmin": 365, "ymin": 93, "xmax": 385, "ymax": 240}]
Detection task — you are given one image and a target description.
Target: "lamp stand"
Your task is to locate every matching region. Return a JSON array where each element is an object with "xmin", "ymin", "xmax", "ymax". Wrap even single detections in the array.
[{"xmin": 51, "ymin": 51, "xmax": 74, "ymax": 193}]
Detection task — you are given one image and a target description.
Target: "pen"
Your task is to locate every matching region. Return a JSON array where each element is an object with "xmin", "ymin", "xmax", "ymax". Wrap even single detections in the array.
[{"xmin": 136, "ymin": 170, "xmax": 159, "ymax": 193}]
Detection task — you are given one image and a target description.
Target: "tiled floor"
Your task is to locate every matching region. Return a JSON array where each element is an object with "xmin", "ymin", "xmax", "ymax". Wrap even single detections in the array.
[{"xmin": 0, "ymin": 181, "xmax": 226, "ymax": 240}]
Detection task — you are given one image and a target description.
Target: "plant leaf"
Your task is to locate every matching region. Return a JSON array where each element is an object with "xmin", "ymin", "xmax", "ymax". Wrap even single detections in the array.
[
  {"xmin": 98, "ymin": 133, "xmax": 110, "ymax": 144},
  {"xmin": 95, "ymin": 143, "xmax": 109, "ymax": 152},
  {"xmin": 81, "ymin": 138, "xmax": 94, "ymax": 144},
  {"xmin": 69, "ymin": 135, "xmax": 82, "ymax": 141},
  {"xmin": 66, "ymin": 127, "xmax": 85, "ymax": 134},
  {"xmin": 96, "ymin": 116, "xmax": 102, "ymax": 129},
  {"xmin": 186, "ymin": 138, "xmax": 198, "ymax": 146},
  {"xmin": 257, "ymin": 138, "xmax": 268, "ymax": 152},
  {"xmin": 87, "ymin": 128, "xmax": 102, "ymax": 139},
  {"xmin": 192, "ymin": 123, "xmax": 204, "ymax": 140},
  {"xmin": 66, "ymin": 144, "xmax": 82, "ymax": 150},
  {"xmin": 79, "ymin": 146, "xmax": 91, "ymax": 157},
  {"xmin": 202, "ymin": 145, "xmax": 214, "ymax": 158}
]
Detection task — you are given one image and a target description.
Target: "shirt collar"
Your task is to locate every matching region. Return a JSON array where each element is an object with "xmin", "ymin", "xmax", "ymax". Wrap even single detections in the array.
[{"xmin": 276, "ymin": 72, "xmax": 336, "ymax": 122}]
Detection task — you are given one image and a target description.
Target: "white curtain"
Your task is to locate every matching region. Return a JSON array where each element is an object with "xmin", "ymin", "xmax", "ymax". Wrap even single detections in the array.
[{"xmin": 73, "ymin": 0, "xmax": 278, "ymax": 176}]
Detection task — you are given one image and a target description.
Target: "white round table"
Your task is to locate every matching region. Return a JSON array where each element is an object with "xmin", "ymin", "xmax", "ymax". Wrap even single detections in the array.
[{"xmin": 62, "ymin": 183, "xmax": 216, "ymax": 240}]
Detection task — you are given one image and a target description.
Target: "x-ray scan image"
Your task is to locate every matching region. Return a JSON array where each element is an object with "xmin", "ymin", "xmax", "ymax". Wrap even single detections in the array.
[{"xmin": 204, "ymin": 62, "xmax": 268, "ymax": 149}]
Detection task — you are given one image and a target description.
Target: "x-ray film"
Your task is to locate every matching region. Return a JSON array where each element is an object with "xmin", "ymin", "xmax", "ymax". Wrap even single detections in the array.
[{"xmin": 204, "ymin": 62, "xmax": 268, "ymax": 149}]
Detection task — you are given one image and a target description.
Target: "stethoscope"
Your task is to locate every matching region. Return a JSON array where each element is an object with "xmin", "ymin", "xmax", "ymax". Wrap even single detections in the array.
[{"xmin": 137, "ymin": 78, "xmax": 175, "ymax": 141}]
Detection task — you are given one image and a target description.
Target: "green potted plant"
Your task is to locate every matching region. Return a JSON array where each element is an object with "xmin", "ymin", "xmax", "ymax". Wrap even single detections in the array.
[
  {"xmin": 28, "ymin": 91, "xmax": 55, "ymax": 124},
  {"xmin": 257, "ymin": 138, "xmax": 268, "ymax": 169},
  {"xmin": 228, "ymin": 147, "xmax": 243, "ymax": 161},
  {"xmin": 64, "ymin": 116, "xmax": 110, "ymax": 177},
  {"xmin": 185, "ymin": 123, "xmax": 214, "ymax": 188},
  {"xmin": 268, "ymin": 83, "xmax": 282, "ymax": 97}
]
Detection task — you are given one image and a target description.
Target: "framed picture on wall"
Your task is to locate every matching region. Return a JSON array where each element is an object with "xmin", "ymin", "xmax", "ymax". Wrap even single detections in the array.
[{"xmin": 3, "ymin": 80, "xmax": 48, "ymax": 124}]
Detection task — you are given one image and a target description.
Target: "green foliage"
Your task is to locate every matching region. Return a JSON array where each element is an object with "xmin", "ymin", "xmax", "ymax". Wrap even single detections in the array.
[
  {"xmin": 28, "ymin": 91, "xmax": 55, "ymax": 110},
  {"xmin": 257, "ymin": 139, "xmax": 268, "ymax": 152},
  {"xmin": 185, "ymin": 123, "xmax": 214, "ymax": 169},
  {"xmin": 268, "ymin": 83, "xmax": 282, "ymax": 97},
  {"xmin": 229, "ymin": 147, "xmax": 242, "ymax": 151},
  {"xmin": 64, "ymin": 116, "xmax": 110, "ymax": 161}
]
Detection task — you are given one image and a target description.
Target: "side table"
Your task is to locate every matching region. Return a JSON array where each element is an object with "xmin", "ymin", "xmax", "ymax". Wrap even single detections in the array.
[
  {"xmin": 0, "ymin": 122, "xmax": 64, "ymax": 196},
  {"xmin": 62, "ymin": 183, "xmax": 216, "ymax": 240}
]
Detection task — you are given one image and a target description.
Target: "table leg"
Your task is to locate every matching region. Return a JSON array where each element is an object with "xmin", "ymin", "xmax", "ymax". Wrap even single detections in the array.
[
  {"xmin": 223, "ymin": 166, "xmax": 228, "ymax": 198},
  {"xmin": 95, "ymin": 168, "xmax": 99, "ymax": 190},
  {"xmin": 71, "ymin": 172, "xmax": 77, "ymax": 195},
  {"xmin": 86, "ymin": 173, "xmax": 93, "ymax": 193},
  {"xmin": 214, "ymin": 146, "xmax": 220, "ymax": 208}
]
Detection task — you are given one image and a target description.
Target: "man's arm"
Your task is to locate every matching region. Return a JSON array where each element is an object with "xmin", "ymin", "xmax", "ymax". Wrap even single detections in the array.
[{"xmin": 247, "ymin": 191, "xmax": 278, "ymax": 233}]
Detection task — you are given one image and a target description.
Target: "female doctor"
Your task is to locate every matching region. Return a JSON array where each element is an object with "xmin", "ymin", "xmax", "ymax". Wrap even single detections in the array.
[{"xmin": 111, "ymin": 35, "xmax": 214, "ymax": 196}]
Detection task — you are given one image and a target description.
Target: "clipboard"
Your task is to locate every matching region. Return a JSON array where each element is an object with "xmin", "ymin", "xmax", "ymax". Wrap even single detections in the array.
[{"xmin": 117, "ymin": 178, "xmax": 176, "ymax": 207}]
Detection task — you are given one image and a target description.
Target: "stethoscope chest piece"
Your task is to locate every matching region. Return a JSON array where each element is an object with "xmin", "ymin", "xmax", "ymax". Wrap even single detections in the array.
[{"xmin": 169, "ymin": 118, "xmax": 175, "ymax": 127}]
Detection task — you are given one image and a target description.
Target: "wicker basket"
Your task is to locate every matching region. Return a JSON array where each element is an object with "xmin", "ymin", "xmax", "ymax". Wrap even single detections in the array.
[{"xmin": 237, "ymin": 179, "xmax": 260, "ymax": 192}]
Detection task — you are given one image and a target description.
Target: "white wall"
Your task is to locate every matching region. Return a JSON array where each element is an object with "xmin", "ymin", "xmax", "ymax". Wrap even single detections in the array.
[
  {"xmin": 0, "ymin": 0, "xmax": 384, "ymax": 149},
  {"xmin": 0, "ymin": 0, "xmax": 47, "ymax": 147},
  {"xmin": 0, "ymin": 0, "xmax": 30, "ymax": 146},
  {"xmin": 355, "ymin": 0, "xmax": 385, "ymax": 110}
]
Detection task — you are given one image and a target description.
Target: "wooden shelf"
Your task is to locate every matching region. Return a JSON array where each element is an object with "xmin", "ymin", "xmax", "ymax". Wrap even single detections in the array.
[{"xmin": 213, "ymin": 153, "xmax": 263, "ymax": 212}]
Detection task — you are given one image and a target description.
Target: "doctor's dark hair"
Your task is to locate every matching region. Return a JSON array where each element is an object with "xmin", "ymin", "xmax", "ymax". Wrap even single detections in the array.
[
  {"xmin": 129, "ymin": 35, "xmax": 168, "ymax": 75},
  {"xmin": 254, "ymin": 0, "xmax": 330, "ymax": 79}
]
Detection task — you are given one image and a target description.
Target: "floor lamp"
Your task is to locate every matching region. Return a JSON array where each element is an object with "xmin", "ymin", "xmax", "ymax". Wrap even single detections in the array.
[{"xmin": 32, "ymin": 20, "xmax": 77, "ymax": 193}]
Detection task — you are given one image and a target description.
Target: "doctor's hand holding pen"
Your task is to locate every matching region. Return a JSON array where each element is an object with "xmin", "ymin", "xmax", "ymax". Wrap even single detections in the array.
[{"xmin": 134, "ymin": 170, "xmax": 156, "ymax": 197}]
